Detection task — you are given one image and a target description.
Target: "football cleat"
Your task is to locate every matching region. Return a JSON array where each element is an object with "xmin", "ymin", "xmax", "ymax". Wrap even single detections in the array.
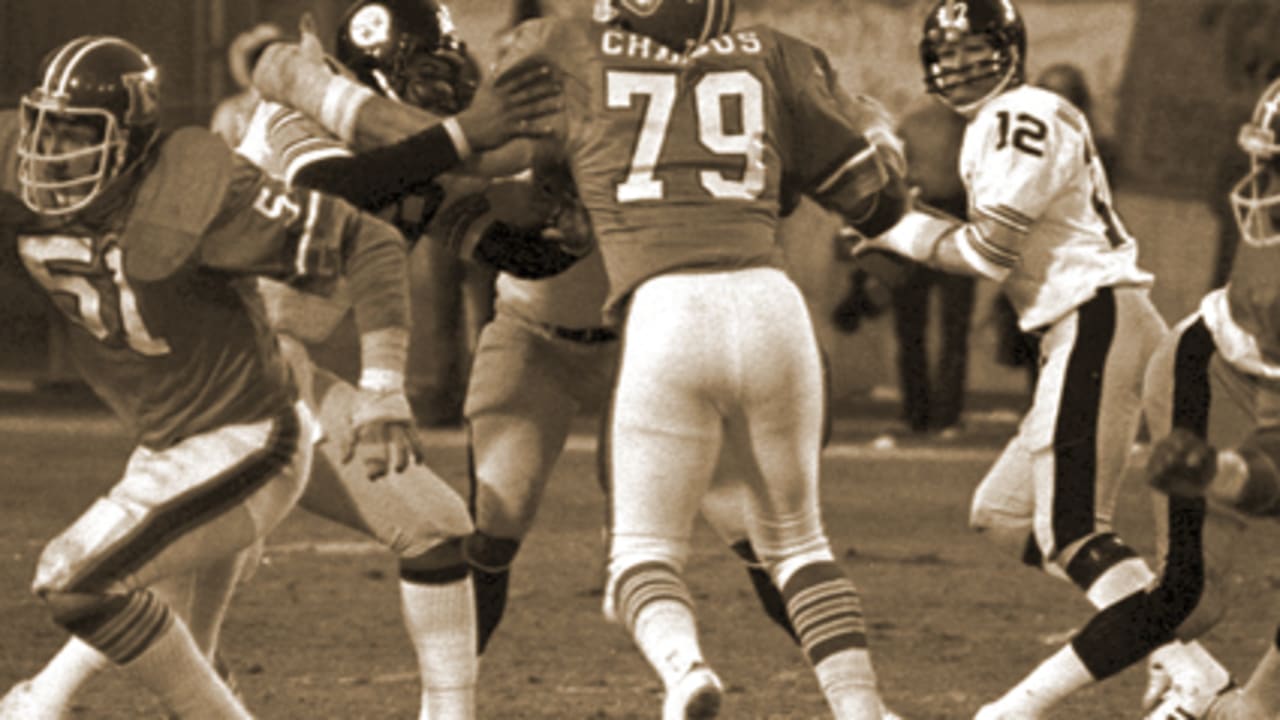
[
  {"xmin": 1144, "ymin": 675, "xmax": 1237, "ymax": 720},
  {"xmin": 663, "ymin": 662, "xmax": 722, "ymax": 720}
]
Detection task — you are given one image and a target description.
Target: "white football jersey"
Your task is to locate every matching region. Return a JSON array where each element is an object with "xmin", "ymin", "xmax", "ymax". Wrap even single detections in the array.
[{"xmin": 957, "ymin": 85, "xmax": 1153, "ymax": 331}]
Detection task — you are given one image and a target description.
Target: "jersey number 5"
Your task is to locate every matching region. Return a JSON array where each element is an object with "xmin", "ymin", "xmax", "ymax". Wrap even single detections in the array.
[
  {"xmin": 19, "ymin": 235, "xmax": 172, "ymax": 356},
  {"xmin": 607, "ymin": 69, "xmax": 765, "ymax": 202}
]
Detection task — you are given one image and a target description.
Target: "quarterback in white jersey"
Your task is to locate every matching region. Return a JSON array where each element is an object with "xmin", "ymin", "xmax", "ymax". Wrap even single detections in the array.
[{"xmin": 861, "ymin": 1, "xmax": 1227, "ymax": 717}]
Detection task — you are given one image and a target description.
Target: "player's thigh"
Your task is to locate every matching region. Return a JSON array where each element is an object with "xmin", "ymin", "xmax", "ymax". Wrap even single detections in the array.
[
  {"xmin": 464, "ymin": 315, "xmax": 614, "ymax": 535},
  {"xmin": 609, "ymin": 274, "xmax": 727, "ymax": 540},
  {"xmin": 1092, "ymin": 287, "xmax": 1167, "ymax": 522},
  {"xmin": 301, "ymin": 367, "xmax": 473, "ymax": 555},
  {"xmin": 734, "ymin": 271, "xmax": 826, "ymax": 519},
  {"xmin": 34, "ymin": 405, "xmax": 313, "ymax": 595}
]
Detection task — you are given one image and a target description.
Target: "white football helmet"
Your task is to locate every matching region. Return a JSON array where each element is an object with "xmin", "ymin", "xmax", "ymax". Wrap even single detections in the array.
[{"xmin": 1231, "ymin": 77, "xmax": 1280, "ymax": 247}]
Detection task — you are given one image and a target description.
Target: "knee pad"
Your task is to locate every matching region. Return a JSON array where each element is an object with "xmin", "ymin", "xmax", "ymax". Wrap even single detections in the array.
[
  {"xmin": 462, "ymin": 531, "xmax": 521, "ymax": 573},
  {"xmin": 40, "ymin": 589, "xmax": 127, "ymax": 631},
  {"xmin": 400, "ymin": 537, "xmax": 469, "ymax": 584},
  {"xmin": 1057, "ymin": 532, "xmax": 1144, "ymax": 597}
]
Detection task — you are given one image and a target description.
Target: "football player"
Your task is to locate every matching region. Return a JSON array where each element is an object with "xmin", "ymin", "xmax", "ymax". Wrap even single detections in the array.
[
  {"xmin": 250, "ymin": 0, "xmax": 812, "ymax": 669},
  {"xmin": 1138, "ymin": 75, "xmax": 1280, "ymax": 720},
  {"xmin": 480, "ymin": 4, "xmax": 909, "ymax": 718},
  {"xmin": 254, "ymin": 1, "xmax": 911, "ymax": 718},
  {"xmin": 0, "ymin": 35, "xmax": 417, "ymax": 719},
  {"xmin": 855, "ymin": 1, "xmax": 1230, "ymax": 717},
  {"xmin": 0, "ymin": 7, "xmax": 564, "ymax": 719}
]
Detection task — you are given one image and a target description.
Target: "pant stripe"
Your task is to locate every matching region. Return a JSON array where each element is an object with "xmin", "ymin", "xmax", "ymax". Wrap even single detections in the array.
[
  {"xmin": 1051, "ymin": 287, "xmax": 1116, "ymax": 550},
  {"xmin": 1171, "ymin": 318, "xmax": 1214, "ymax": 435},
  {"xmin": 68, "ymin": 409, "xmax": 300, "ymax": 592}
]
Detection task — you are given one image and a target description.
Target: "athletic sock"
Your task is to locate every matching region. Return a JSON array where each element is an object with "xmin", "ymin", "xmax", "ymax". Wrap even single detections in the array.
[
  {"xmin": 24, "ymin": 637, "xmax": 110, "ymax": 712},
  {"xmin": 399, "ymin": 570, "xmax": 477, "ymax": 720}
]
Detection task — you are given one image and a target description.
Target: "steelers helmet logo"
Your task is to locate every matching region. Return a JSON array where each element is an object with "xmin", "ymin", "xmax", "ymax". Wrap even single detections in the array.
[
  {"xmin": 618, "ymin": 0, "xmax": 662, "ymax": 18},
  {"xmin": 349, "ymin": 4, "xmax": 393, "ymax": 49},
  {"xmin": 939, "ymin": 0, "xmax": 971, "ymax": 37}
]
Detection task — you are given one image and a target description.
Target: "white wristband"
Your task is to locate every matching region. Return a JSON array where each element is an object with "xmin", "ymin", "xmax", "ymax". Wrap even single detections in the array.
[
  {"xmin": 319, "ymin": 76, "xmax": 376, "ymax": 144},
  {"xmin": 442, "ymin": 116, "xmax": 472, "ymax": 161}
]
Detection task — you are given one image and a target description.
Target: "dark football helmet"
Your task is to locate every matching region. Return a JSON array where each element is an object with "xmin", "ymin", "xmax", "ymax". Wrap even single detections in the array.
[
  {"xmin": 920, "ymin": 0, "xmax": 1026, "ymax": 113},
  {"xmin": 1232, "ymin": 77, "xmax": 1280, "ymax": 246},
  {"xmin": 593, "ymin": 0, "xmax": 735, "ymax": 53},
  {"xmin": 335, "ymin": 0, "xmax": 479, "ymax": 115},
  {"xmin": 18, "ymin": 36, "xmax": 160, "ymax": 216}
]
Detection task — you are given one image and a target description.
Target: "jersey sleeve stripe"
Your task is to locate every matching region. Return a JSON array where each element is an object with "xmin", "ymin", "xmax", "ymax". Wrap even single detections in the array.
[
  {"xmin": 977, "ymin": 203, "xmax": 1033, "ymax": 233},
  {"xmin": 294, "ymin": 192, "xmax": 322, "ymax": 276},
  {"xmin": 1054, "ymin": 107, "xmax": 1084, "ymax": 135},
  {"xmin": 815, "ymin": 145, "xmax": 878, "ymax": 195},
  {"xmin": 965, "ymin": 223, "xmax": 1019, "ymax": 267},
  {"xmin": 957, "ymin": 225, "xmax": 1012, "ymax": 282}
]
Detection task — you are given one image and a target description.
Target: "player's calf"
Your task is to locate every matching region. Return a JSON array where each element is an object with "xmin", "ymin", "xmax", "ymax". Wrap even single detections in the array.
[
  {"xmin": 397, "ymin": 537, "xmax": 477, "ymax": 720},
  {"xmin": 728, "ymin": 540, "xmax": 797, "ymax": 642}
]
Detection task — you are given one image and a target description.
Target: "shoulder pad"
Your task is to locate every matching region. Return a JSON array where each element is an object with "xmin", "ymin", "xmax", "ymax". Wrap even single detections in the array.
[{"xmin": 123, "ymin": 127, "xmax": 234, "ymax": 281}]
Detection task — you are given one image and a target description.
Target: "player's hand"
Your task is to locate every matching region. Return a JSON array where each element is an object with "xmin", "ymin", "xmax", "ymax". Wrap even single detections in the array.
[
  {"xmin": 456, "ymin": 58, "xmax": 562, "ymax": 152},
  {"xmin": 1146, "ymin": 428, "xmax": 1218, "ymax": 498},
  {"xmin": 251, "ymin": 14, "xmax": 331, "ymax": 106},
  {"xmin": 343, "ymin": 388, "xmax": 427, "ymax": 481}
]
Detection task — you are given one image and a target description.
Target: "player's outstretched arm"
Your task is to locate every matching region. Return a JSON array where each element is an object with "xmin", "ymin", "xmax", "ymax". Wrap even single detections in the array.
[{"xmin": 251, "ymin": 37, "xmax": 560, "ymax": 158}]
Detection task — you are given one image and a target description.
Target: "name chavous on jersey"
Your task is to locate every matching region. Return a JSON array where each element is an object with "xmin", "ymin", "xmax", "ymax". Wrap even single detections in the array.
[{"xmin": 600, "ymin": 29, "xmax": 763, "ymax": 65}]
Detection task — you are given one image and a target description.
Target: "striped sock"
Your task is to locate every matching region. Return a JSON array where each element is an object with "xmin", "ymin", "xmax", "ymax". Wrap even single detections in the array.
[
  {"xmin": 68, "ymin": 590, "xmax": 248, "ymax": 719},
  {"xmin": 782, "ymin": 562, "xmax": 882, "ymax": 715},
  {"xmin": 614, "ymin": 561, "xmax": 704, "ymax": 689}
]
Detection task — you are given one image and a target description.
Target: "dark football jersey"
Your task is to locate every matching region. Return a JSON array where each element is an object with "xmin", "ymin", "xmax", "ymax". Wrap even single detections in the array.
[
  {"xmin": 4, "ymin": 115, "xmax": 355, "ymax": 448},
  {"xmin": 495, "ymin": 19, "xmax": 882, "ymax": 313}
]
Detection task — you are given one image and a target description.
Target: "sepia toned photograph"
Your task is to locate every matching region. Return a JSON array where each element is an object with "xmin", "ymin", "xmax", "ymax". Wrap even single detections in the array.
[{"xmin": 1, "ymin": 0, "xmax": 1279, "ymax": 717}]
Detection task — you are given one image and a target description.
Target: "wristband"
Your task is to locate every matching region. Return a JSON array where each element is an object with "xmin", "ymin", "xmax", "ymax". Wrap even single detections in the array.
[
  {"xmin": 358, "ymin": 327, "xmax": 409, "ymax": 392},
  {"xmin": 319, "ymin": 75, "xmax": 376, "ymax": 144}
]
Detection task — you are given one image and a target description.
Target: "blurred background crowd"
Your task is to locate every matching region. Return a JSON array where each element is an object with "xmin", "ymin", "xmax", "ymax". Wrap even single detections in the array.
[{"xmin": 1, "ymin": 0, "xmax": 1277, "ymax": 436}]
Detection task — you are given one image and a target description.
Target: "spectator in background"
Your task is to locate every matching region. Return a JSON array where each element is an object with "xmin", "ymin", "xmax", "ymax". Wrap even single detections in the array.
[
  {"xmin": 836, "ymin": 99, "xmax": 975, "ymax": 439},
  {"xmin": 210, "ymin": 22, "xmax": 284, "ymax": 146}
]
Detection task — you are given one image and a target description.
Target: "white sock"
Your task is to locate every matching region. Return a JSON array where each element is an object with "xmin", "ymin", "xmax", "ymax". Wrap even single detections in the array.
[
  {"xmin": 25, "ymin": 637, "xmax": 110, "ymax": 711},
  {"xmin": 120, "ymin": 618, "xmax": 250, "ymax": 720},
  {"xmin": 812, "ymin": 648, "xmax": 883, "ymax": 719},
  {"xmin": 400, "ymin": 578, "xmax": 477, "ymax": 720},
  {"xmin": 994, "ymin": 644, "xmax": 1094, "ymax": 716},
  {"xmin": 631, "ymin": 599, "xmax": 704, "ymax": 690}
]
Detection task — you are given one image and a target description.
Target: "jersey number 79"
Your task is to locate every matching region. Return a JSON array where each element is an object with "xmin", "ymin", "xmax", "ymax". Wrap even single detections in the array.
[{"xmin": 607, "ymin": 69, "xmax": 766, "ymax": 203}]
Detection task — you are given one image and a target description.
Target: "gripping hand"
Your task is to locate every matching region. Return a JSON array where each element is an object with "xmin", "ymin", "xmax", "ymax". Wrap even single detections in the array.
[
  {"xmin": 1146, "ymin": 428, "xmax": 1218, "ymax": 499},
  {"xmin": 343, "ymin": 388, "xmax": 427, "ymax": 481}
]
